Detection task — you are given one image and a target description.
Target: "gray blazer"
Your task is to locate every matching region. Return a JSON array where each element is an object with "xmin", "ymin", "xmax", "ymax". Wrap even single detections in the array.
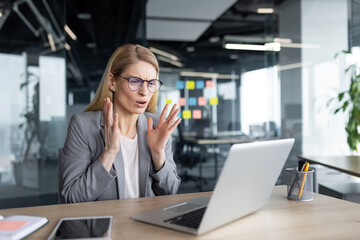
[{"xmin": 60, "ymin": 110, "xmax": 181, "ymax": 203}]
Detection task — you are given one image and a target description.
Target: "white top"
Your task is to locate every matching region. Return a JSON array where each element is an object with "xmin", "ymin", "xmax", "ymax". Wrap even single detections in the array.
[{"xmin": 120, "ymin": 134, "xmax": 140, "ymax": 199}]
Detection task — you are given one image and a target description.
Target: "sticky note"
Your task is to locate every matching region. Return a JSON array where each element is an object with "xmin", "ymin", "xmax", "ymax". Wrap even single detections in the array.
[
  {"xmin": 188, "ymin": 97, "xmax": 197, "ymax": 106},
  {"xmin": 0, "ymin": 221, "xmax": 29, "ymax": 231},
  {"xmin": 177, "ymin": 111, "xmax": 181, "ymax": 118},
  {"xmin": 182, "ymin": 110, "xmax": 191, "ymax": 119},
  {"xmin": 176, "ymin": 81, "xmax": 185, "ymax": 89},
  {"xmin": 186, "ymin": 81, "xmax": 195, "ymax": 90},
  {"xmin": 193, "ymin": 110, "xmax": 202, "ymax": 119},
  {"xmin": 166, "ymin": 99, "xmax": 172, "ymax": 104},
  {"xmin": 198, "ymin": 97, "xmax": 207, "ymax": 106},
  {"xmin": 206, "ymin": 80, "xmax": 214, "ymax": 88},
  {"xmin": 196, "ymin": 81, "xmax": 205, "ymax": 89},
  {"xmin": 209, "ymin": 97, "xmax": 218, "ymax": 105},
  {"xmin": 178, "ymin": 98, "xmax": 186, "ymax": 106}
]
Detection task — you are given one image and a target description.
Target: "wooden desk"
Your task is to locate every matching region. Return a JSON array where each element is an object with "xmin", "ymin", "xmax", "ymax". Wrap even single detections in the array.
[
  {"xmin": 299, "ymin": 155, "xmax": 360, "ymax": 177},
  {"xmin": 1, "ymin": 186, "xmax": 360, "ymax": 239},
  {"xmin": 183, "ymin": 137, "xmax": 254, "ymax": 145}
]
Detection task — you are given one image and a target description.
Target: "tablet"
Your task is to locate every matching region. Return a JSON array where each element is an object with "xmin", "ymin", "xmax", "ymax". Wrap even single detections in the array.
[{"xmin": 47, "ymin": 216, "xmax": 113, "ymax": 240}]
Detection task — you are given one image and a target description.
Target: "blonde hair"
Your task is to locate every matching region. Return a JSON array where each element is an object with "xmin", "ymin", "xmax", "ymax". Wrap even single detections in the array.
[{"xmin": 84, "ymin": 44, "xmax": 159, "ymax": 113}]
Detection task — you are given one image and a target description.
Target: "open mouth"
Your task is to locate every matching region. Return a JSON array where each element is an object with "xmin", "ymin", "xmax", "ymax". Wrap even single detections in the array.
[{"xmin": 135, "ymin": 100, "xmax": 148, "ymax": 108}]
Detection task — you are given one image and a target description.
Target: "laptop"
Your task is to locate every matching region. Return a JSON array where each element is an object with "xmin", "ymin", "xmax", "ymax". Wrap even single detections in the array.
[{"xmin": 132, "ymin": 138, "xmax": 295, "ymax": 235}]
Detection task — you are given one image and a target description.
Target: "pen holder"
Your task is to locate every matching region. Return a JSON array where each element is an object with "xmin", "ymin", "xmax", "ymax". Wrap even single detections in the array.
[{"xmin": 286, "ymin": 167, "xmax": 314, "ymax": 201}]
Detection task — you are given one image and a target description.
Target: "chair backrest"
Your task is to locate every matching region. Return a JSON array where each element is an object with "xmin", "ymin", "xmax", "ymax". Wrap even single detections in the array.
[
  {"xmin": 174, "ymin": 125, "xmax": 203, "ymax": 169},
  {"xmin": 58, "ymin": 148, "xmax": 65, "ymax": 204}
]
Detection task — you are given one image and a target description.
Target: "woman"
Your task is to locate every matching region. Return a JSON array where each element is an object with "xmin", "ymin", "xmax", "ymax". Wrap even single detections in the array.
[{"xmin": 60, "ymin": 44, "xmax": 181, "ymax": 203}]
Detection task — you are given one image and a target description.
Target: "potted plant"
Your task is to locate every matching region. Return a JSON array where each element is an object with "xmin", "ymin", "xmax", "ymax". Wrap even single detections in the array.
[{"xmin": 330, "ymin": 49, "xmax": 360, "ymax": 152}]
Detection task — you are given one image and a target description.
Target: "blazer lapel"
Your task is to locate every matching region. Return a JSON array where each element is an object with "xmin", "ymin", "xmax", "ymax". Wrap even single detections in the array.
[
  {"xmin": 137, "ymin": 114, "xmax": 151, "ymax": 197},
  {"xmin": 99, "ymin": 111, "xmax": 125, "ymax": 199}
]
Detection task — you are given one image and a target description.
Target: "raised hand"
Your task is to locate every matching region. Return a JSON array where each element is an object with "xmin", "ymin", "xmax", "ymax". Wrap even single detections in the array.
[
  {"xmin": 100, "ymin": 97, "xmax": 121, "ymax": 171},
  {"xmin": 147, "ymin": 104, "xmax": 181, "ymax": 170}
]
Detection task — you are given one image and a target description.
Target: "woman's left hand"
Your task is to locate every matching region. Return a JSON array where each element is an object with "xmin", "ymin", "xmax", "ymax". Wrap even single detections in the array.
[{"xmin": 147, "ymin": 104, "xmax": 181, "ymax": 170}]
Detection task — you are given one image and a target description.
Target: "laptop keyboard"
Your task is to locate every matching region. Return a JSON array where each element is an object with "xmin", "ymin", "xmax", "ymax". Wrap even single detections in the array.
[{"xmin": 164, "ymin": 207, "xmax": 207, "ymax": 229}]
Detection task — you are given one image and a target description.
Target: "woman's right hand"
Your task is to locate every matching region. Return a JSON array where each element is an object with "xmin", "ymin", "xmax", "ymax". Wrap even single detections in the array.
[{"xmin": 100, "ymin": 97, "xmax": 121, "ymax": 171}]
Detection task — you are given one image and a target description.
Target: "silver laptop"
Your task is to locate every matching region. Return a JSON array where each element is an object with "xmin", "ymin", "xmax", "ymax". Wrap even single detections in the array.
[{"xmin": 132, "ymin": 138, "xmax": 295, "ymax": 235}]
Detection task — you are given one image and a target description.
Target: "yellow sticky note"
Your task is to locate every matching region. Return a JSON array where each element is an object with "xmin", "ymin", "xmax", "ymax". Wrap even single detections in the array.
[
  {"xmin": 186, "ymin": 81, "xmax": 195, "ymax": 90},
  {"xmin": 182, "ymin": 110, "xmax": 191, "ymax": 119},
  {"xmin": 166, "ymin": 99, "xmax": 172, "ymax": 104},
  {"xmin": 209, "ymin": 97, "xmax": 218, "ymax": 105}
]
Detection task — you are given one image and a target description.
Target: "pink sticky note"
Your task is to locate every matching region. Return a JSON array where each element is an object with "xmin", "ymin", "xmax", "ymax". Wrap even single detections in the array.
[
  {"xmin": 198, "ymin": 97, "xmax": 207, "ymax": 106},
  {"xmin": 178, "ymin": 98, "xmax": 186, "ymax": 106},
  {"xmin": 0, "ymin": 221, "xmax": 29, "ymax": 231},
  {"xmin": 206, "ymin": 80, "xmax": 214, "ymax": 88},
  {"xmin": 193, "ymin": 110, "xmax": 202, "ymax": 119}
]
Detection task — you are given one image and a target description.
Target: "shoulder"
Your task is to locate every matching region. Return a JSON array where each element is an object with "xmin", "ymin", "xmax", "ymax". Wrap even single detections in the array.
[{"xmin": 69, "ymin": 110, "xmax": 102, "ymax": 128}]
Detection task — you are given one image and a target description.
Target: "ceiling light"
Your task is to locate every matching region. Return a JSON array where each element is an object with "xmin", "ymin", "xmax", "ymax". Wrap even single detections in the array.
[
  {"xmin": 257, "ymin": 8, "xmax": 274, "ymax": 14},
  {"xmin": 158, "ymin": 56, "xmax": 183, "ymax": 67},
  {"xmin": 0, "ymin": 11, "xmax": 3, "ymax": 18},
  {"xmin": 149, "ymin": 47, "xmax": 178, "ymax": 61},
  {"xmin": 209, "ymin": 36, "xmax": 220, "ymax": 43},
  {"xmin": 86, "ymin": 42, "xmax": 97, "ymax": 48},
  {"xmin": 265, "ymin": 42, "xmax": 281, "ymax": 51},
  {"xmin": 64, "ymin": 43, "xmax": 71, "ymax": 51},
  {"xmin": 225, "ymin": 43, "xmax": 266, "ymax": 51},
  {"xmin": 225, "ymin": 43, "xmax": 280, "ymax": 52},
  {"xmin": 273, "ymin": 38, "xmax": 292, "ymax": 44},
  {"xmin": 277, "ymin": 62, "xmax": 312, "ymax": 71},
  {"xmin": 47, "ymin": 33, "xmax": 56, "ymax": 51},
  {"xmin": 280, "ymin": 43, "xmax": 320, "ymax": 49},
  {"xmin": 64, "ymin": 24, "xmax": 77, "ymax": 41},
  {"xmin": 186, "ymin": 46, "xmax": 195, "ymax": 52},
  {"xmin": 180, "ymin": 71, "xmax": 239, "ymax": 79},
  {"xmin": 77, "ymin": 12, "xmax": 92, "ymax": 20}
]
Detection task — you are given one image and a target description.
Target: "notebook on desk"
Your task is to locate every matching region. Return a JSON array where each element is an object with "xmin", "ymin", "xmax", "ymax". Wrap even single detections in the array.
[{"xmin": 132, "ymin": 138, "xmax": 295, "ymax": 235}]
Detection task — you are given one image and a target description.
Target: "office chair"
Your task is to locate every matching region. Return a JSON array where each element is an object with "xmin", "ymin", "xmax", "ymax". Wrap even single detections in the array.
[{"xmin": 174, "ymin": 124, "xmax": 207, "ymax": 190}]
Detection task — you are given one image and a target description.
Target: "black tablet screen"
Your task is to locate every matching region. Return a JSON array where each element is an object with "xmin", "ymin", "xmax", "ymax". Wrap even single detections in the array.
[{"xmin": 53, "ymin": 217, "xmax": 111, "ymax": 239}]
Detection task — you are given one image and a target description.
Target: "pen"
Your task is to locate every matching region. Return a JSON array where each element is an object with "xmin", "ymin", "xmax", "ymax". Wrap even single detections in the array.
[
  {"xmin": 288, "ymin": 161, "xmax": 307, "ymax": 197},
  {"xmin": 298, "ymin": 162, "xmax": 310, "ymax": 199}
]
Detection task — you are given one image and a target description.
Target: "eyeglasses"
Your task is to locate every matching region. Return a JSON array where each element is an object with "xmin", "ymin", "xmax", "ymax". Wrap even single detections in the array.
[{"xmin": 113, "ymin": 74, "xmax": 163, "ymax": 93}]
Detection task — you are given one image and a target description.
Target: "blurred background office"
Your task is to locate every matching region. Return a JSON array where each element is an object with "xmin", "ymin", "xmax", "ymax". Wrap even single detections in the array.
[{"xmin": 0, "ymin": 0, "xmax": 359, "ymax": 208}]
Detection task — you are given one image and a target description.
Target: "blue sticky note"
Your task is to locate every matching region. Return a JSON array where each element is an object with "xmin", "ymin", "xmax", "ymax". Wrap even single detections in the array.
[
  {"xmin": 189, "ymin": 97, "xmax": 197, "ymax": 106},
  {"xmin": 196, "ymin": 81, "xmax": 205, "ymax": 89},
  {"xmin": 176, "ymin": 81, "xmax": 185, "ymax": 90},
  {"xmin": 177, "ymin": 111, "xmax": 181, "ymax": 118}
]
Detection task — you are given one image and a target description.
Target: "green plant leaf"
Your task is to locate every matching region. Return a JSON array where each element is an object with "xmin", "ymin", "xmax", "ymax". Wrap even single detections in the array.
[
  {"xmin": 345, "ymin": 65, "xmax": 354, "ymax": 73},
  {"xmin": 334, "ymin": 108, "xmax": 341, "ymax": 114},
  {"xmin": 338, "ymin": 92, "xmax": 345, "ymax": 101},
  {"xmin": 326, "ymin": 98, "xmax": 334, "ymax": 107},
  {"xmin": 342, "ymin": 101, "xmax": 349, "ymax": 111}
]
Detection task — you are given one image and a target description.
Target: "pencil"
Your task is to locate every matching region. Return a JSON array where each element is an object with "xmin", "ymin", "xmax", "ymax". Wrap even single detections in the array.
[
  {"xmin": 288, "ymin": 161, "xmax": 307, "ymax": 197},
  {"xmin": 298, "ymin": 162, "xmax": 310, "ymax": 199}
]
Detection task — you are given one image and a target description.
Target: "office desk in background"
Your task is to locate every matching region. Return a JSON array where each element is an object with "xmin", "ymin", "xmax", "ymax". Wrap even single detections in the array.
[
  {"xmin": 299, "ymin": 155, "xmax": 360, "ymax": 177},
  {"xmin": 1, "ymin": 186, "xmax": 360, "ymax": 239}
]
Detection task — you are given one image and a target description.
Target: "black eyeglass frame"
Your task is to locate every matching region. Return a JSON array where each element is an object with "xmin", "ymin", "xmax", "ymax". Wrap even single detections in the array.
[{"xmin": 112, "ymin": 73, "xmax": 163, "ymax": 93}]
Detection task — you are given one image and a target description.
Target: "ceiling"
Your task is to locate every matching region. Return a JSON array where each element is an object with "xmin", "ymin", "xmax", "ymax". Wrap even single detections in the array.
[{"xmin": 0, "ymin": 0, "xmax": 286, "ymax": 92}]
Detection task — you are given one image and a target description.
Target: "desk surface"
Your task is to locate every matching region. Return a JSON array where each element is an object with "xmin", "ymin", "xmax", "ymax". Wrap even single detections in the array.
[
  {"xmin": 183, "ymin": 137, "xmax": 255, "ymax": 145},
  {"xmin": 1, "ymin": 186, "xmax": 360, "ymax": 239},
  {"xmin": 299, "ymin": 155, "xmax": 360, "ymax": 177}
]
